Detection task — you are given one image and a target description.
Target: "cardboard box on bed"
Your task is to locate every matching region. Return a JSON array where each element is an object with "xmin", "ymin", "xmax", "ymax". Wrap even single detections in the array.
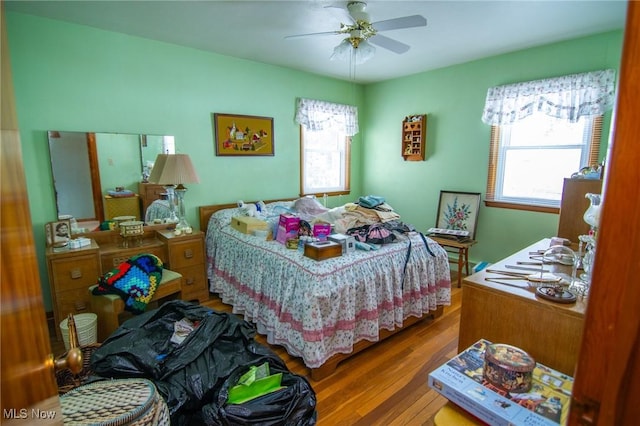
[
  {"xmin": 304, "ymin": 240, "xmax": 342, "ymax": 261},
  {"xmin": 328, "ymin": 233, "xmax": 356, "ymax": 254},
  {"xmin": 231, "ymin": 216, "xmax": 269, "ymax": 234}
]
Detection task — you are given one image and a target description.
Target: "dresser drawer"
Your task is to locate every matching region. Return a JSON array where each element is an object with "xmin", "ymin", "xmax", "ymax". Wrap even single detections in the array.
[
  {"xmin": 139, "ymin": 183, "xmax": 166, "ymax": 212},
  {"xmin": 51, "ymin": 255, "xmax": 101, "ymax": 291},
  {"xmin": 144, "ymin": 185, "xmax": 166, "ymax": 199},
  {"xmin": 176, "ymin": 264, "xmax": 208, "ymax": 302},
  {"xmin": 100, "ymin": 244, "xmax": 166, "ymax": 272},
  {"xmin": 56, "ymin": 288, "xmax": 93, "ymax": 317},
  {"xmin": 168, "ymin": 239, "xmax": 204, "ymax": 269}
]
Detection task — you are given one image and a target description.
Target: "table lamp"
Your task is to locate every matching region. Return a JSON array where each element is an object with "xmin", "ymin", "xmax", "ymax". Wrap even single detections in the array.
[{"xmin": 148, "ymin": 153, "xmax": 200, "ymax": 231}]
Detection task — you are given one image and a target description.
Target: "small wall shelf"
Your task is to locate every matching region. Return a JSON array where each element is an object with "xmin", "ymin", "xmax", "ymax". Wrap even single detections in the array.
[{"xmin": 402, "ymin": 114, "xmax": 426, "ymax": 161}]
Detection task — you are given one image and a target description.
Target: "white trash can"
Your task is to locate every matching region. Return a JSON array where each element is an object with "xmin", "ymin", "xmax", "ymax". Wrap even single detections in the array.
[{"xmin": 59, "ymin": 313, "xmax": 98, "ymax": 351}]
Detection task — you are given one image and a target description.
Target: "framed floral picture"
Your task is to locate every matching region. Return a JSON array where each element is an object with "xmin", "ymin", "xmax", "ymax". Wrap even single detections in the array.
[
  {"xmin": 435, "ymin": 191, "xmax": 481, "ymax": 239},
  {"xmin": 213, "ymin": 113, "xmax": 274, "ymax": 156}
]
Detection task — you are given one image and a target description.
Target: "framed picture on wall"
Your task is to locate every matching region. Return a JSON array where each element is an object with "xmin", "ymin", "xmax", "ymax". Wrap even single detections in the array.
[
  {"xmin": 45, "ymin": 219, "xmax": 71, "ymax": 247},
  {"xmin": 435, "ymin": 191, "xmax": 481, "ymax": 240},
  {"xmin": 213, "ymin": 113, "xmax": 274, "ymax": 156}
]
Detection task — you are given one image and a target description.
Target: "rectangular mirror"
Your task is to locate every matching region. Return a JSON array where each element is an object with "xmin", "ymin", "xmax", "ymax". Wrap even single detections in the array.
[{"xmin": 48, "ymin": 131, "xmax": 175, "ymax": 228}]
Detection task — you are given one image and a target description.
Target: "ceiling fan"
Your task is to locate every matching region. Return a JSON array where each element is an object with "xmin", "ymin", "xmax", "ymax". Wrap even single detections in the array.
[{"xmin": 285, "ymin": 1, "xmax": 427, "ymax": 64}]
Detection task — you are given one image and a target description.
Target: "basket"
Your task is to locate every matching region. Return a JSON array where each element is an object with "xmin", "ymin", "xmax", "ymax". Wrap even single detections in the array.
[
  {"xmin": 60, "ymin": 313, "xmax": 97, "ymax": 351},
  {"xmin": 60, "ymin": 378, "xmax": 170, "ymax": 425},
  {"xmin": 56, "ymin": 343, "xmax": 101, "ymax": 395}
]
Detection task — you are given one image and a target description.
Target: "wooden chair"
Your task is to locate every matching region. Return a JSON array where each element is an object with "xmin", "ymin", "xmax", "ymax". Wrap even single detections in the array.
[{"xmin": 89, "ymin": 269, "xmax": 182, "ymax": 341}]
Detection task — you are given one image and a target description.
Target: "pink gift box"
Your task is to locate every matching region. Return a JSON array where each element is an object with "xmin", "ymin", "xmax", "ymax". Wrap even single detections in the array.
[
  {"xmin": 313, "ymin": 223, "xmax": 331, "ymax": 241},
  {"xmin": 276, "ymin": 214, "xmax": 300, "ymax": 244}
]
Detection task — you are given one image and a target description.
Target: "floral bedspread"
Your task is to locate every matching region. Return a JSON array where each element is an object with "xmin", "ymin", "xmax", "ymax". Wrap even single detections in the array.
[{"xmin": 205, "ymin": 202, "xmax": 451, "ymax": 369}]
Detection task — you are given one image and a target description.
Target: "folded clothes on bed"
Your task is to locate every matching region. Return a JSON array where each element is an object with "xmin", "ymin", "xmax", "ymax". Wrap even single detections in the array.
[{"xmin": 358, "ymin": 195, "xmax": 385, "ymax": 208}]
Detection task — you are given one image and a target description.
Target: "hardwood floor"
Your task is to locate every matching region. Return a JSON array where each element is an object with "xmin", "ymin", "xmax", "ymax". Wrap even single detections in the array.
[
  {"xmin": 202, "ymin": 284, "xmax": 462, "ymax": 425},
  {"xmin": 51, "ymin": 276, "xmax": 462, "ymax": 425}
]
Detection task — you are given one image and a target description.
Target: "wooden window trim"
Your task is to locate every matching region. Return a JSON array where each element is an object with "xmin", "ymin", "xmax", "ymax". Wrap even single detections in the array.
[
  {"xmin": 485, "ymin": 116, "xmax": 603, "ymax": 212},
  {"xmin": 299, "ymin": 127, "xmax": 351, "ymax": 198}
]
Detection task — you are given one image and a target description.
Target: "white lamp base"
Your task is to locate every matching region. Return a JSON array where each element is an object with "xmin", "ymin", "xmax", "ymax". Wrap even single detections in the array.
[
  {"xmin": 175, "ymin": 186, "xmax": 191, "ymax": 231},
  {"xmin": 163, "ymin": 185, "xmax": 179, "ymax": 224}
]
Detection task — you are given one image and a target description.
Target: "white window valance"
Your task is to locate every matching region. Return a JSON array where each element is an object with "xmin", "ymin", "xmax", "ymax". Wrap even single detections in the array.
[
  {"xmin": 481, "ymin": 69, "xmax": 616, "ymax": 125},
  {"xmin": 295, "ymin": 98, "xmax": 359, "ymax": 136}
]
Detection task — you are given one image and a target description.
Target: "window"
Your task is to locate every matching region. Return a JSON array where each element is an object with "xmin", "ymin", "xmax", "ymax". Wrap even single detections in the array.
[
  {"xmin": 482, "ymin": 69, "xmax": 615, "ymax": 212},
  {"xmin": 487, "ymin": 114, "xmax": 602, "ymax": 211},
  {"xmin": 300, "ymin": 126, "xmax": 350, "ymax": 196},
  {"xmin": 295, "ymin": 98, "xmax": 358, "ymax": 197}
]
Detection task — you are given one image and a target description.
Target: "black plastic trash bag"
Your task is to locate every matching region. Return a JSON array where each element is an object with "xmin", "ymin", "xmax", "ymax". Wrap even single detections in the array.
[{"xmin": 91, "ymin": 300, "xmax": 316, "ymax": 425}]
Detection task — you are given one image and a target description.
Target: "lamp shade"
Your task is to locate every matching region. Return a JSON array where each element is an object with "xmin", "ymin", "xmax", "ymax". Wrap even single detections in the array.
[{"xmin": 148, "ymin": 154, "xmax": 200, "ymax": 185}]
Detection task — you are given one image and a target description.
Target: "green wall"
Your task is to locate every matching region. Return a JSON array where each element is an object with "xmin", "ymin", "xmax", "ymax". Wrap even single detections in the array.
[
  {"xmin": 7, "ymin": 11, "xmax": 624, "ymax": 311},
  {"xmin": 7, "ymin": 12, "xmax": 364, "ymax": 310},
  {"xmin": 362, "ymin": 30, "xmax": 623, "ymax": 264}
]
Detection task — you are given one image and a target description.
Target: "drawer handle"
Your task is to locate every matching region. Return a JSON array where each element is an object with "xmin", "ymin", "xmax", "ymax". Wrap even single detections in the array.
[
  {"xmin": 74, "ymin": 302, "xmax": 87, "ymax": 311},
  {"xmin": 113, "ymin": 256, "xmax": 128, "ymax": 267},
  {"xmin": 70, "ymin": 269, "xmax": 82, "ymax": 279},
  {"xmin": 185, "ymin": 278, "xmax": 195, "ymax": 286},
  {"xmin": 183, "ymin": 249, "xmax": 193, "ymax": 259}
]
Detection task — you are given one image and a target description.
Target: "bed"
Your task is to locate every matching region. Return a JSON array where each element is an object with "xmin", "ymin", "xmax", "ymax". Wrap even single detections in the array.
[{"xmin": 199, "ymin": 198, "xmax": 452, "ymax": 380}]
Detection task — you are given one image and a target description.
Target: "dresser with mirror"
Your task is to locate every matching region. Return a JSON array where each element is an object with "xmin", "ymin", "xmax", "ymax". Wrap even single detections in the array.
[
  {"xmin": 45, "ymin": 223, "xmax": 209, "ymax": 341},
  {"xmin": 47, "ymin": 130, "xmax": 175, "ymax": 228}
]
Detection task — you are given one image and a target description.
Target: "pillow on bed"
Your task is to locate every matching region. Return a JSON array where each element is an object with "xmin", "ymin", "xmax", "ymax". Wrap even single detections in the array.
[{"xmin": 292, "ymin": 196, "xmax": 329, "ymax": 221}]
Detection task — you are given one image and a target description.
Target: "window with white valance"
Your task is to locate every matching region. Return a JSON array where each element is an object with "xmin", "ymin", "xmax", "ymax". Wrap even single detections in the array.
[
  {"xmin": 481, "ymin": 70, "xmax": 615, "ymax": 211},
  {"xmin": 295, "ymin": 98, "xmax": 359, "ymax": 136},
  {"xmin": 482, "ymin": 69, "xmax": 616, "ymax": 125},
  {"xmin": 295, "ymin": 98, "xmax": 354, "ymax": 196}
]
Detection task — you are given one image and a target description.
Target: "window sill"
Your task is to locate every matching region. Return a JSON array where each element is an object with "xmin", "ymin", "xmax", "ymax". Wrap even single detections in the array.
[
  {"xmin": 484, "ymin": 200, "xmax": 559, "ymax": 214},
  {"xmin": 301, "ymin": 190, "xmax": 350, "ymax": 198}
]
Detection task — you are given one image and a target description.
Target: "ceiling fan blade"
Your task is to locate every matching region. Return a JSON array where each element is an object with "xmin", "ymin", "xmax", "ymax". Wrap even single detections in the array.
[
  {"xmin": 373, "ymin": 15, "xmax": 427, "ymax": 32},
  {"xmin": 369, "ymin": 34, "xmax": 410, "ymax": 54},
  {"xmin": 284, "ymin": 30, "xmax": 339, "ymax": 39}
]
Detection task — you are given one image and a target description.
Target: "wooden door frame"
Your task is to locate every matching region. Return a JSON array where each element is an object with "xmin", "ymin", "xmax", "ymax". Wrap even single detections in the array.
[
  {"xmin": 1, "ymin": 1, "xmax": 61, "ymax": 423},
  {"xmin": 569, "ymin": 1, "xmax": 640, "ymax": 424}
]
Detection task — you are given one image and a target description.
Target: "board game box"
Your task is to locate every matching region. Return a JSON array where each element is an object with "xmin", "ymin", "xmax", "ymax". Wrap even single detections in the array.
[{"xmin": 428, "ymin": 339, "xmax": 574, "ymax": 426}]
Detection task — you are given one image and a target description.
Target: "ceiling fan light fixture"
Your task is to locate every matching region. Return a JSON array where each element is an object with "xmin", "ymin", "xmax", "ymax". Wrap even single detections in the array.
[
  {"xmin": 330, "ymin": 38, "xmax": 352, "ymax": 62},
  {"xmin": 355, "ymin": 39, "xmax": 375, "ymax": 64},
  {"xmin": 331, "ymin": 37, "xmax": 375, "ymax": 65},
  {"xmin": 290, "ymin": 1, "xmax": 423, "ymax": 67}
]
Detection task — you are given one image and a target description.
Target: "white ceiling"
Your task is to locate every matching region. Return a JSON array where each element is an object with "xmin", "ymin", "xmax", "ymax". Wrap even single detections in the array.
[{"xmin": 5, "ymin": 0, "xmax": 628, "ymax": 83}]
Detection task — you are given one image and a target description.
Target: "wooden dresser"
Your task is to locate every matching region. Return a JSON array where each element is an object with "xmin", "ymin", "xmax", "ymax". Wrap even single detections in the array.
[
  {"xmin": 46, "ymin": 225, "xmax": 209, "ymax": 341},
  {"xmin": 458, "ymin": 238, "xmax": 586, "ymax": 376},
  {"xmin": 557, "ymin": 178, "xmax": 603, "ymax": 244},
  {"xmin": 46, "ymin": 240, "xmax": 101, "ymax": 341},
  {"xmin": 139, "ymin": 182, "xmax": 167, "ymax": 214}
]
